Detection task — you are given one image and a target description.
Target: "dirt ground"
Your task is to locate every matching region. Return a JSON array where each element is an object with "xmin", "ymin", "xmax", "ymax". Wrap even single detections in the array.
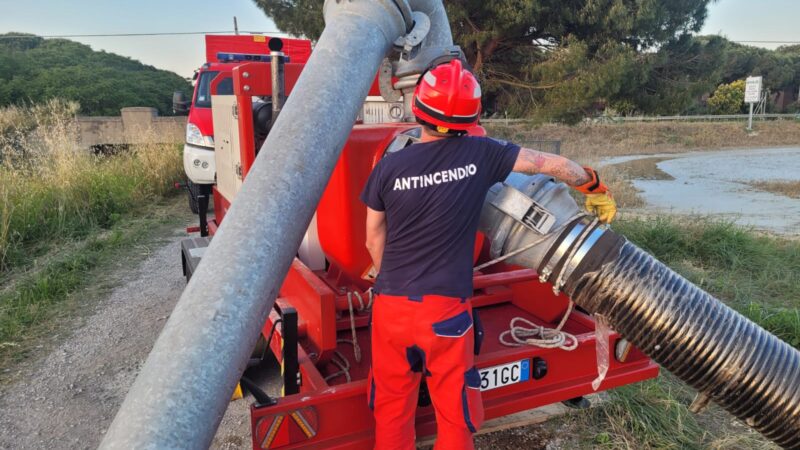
[{"xmin": 0, "ymin": 229, "xmax": 186, "ymax": 449}]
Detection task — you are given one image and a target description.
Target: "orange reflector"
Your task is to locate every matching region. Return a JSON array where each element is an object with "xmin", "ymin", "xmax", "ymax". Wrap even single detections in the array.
[{"xmin": 256, "ymin": 407, "xmax": 318, "ymax": 449}]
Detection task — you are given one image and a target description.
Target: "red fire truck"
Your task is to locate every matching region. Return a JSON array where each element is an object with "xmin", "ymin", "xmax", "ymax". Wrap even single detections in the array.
[
  {"xmin": 173, "ymin": 35, "xmax": 312, "ymax": 213},
  {"xmin": 178, "ymin": 36, "xmax": 658, "ymax": 449}
]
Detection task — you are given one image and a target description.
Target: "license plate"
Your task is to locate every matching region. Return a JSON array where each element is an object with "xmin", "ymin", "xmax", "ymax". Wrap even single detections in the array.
[{"xmin": 479, "ymin": 359, "xmax": 531, "ymax": 391}]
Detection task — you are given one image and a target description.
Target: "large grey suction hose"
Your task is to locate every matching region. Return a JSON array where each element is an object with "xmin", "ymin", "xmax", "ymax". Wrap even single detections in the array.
[
  {"xmin": 99, "ymin": 1, "xmax": 457, "ymax": 448},
  {"xmin": 479, "ymin": 174, "xmax": 800, "ymax": 449}
]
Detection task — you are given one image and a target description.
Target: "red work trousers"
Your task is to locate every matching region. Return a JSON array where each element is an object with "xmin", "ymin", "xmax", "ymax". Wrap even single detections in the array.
[{"xmin": 368, "ymin": 294, "xmax": 484, "ymax": 450}]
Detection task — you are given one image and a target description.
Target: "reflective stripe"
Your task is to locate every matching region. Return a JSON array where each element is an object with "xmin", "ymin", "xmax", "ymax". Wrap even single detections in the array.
[
  {"xmin": 261, "ymin": 415, "xmax": 284, "ymax": 448},
  {"xmin": 290, "ymin": 411, "xmax": 316, "ymax": 438},
  {"xmin": 414, "ymin": 98, "xmax": 479, "ymax": 125},
  {"xmin": 423, "ymin": 71, "xmax": 437, "ymax": 87}
]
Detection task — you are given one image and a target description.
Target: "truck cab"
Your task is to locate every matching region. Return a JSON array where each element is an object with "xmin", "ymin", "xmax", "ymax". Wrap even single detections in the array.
[
  {"xmin": 175, "ymin": 35, "xmax": 313, "ymax": 212},
  {"xmin": 183, "ymin": 62, "xmax": 233, "ymax": 187}
]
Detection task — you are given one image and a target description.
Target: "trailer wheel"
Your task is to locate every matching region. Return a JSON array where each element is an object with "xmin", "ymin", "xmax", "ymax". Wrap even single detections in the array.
[{"xmin": 187, "ymin": 180, "xmax": 201, "ymax": 214}]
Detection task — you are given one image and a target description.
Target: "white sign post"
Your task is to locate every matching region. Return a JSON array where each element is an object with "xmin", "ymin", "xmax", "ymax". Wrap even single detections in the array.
[{"xmin": 744, "ymin": 76, "xmax": 762, "ymax": 131}]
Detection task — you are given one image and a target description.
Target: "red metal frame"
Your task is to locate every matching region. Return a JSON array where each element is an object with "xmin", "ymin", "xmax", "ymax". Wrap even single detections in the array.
[
  {"xmin": 249, "ymin": 258, "xmax": 658, "ymax": 449},
  {"xmin": 195, "ymin": 64, "xmax": 659, "ymax": 449}
]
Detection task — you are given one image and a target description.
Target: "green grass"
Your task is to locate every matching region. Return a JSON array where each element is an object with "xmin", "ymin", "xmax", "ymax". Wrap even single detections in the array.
[
  {"xmin": 0, "ymin": 198, "xmax": 186, "ymax": 369},
  {"xmin": 0, "ymin": 100, "xmax": 186, "ymax": 369},
  {"xmin": 556, "ymin": 216, "xmax": 799, "ymax": 449},
  {"xmin": 0, "ymin": 100, "xmax": 183, "ymax": 273}
]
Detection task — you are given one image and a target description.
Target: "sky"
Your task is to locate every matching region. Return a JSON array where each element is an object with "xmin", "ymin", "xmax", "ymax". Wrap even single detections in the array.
[
  {"xmin": 0, "ymin": 0, "xmax": 281, "ymax": 77},
  {"xmin": 0, "ymin": 0, "xmax": 797, "ymax": 78},
  {"xmin": 701, "ymin": 0, "xmax": 798, "ymax": 50}
]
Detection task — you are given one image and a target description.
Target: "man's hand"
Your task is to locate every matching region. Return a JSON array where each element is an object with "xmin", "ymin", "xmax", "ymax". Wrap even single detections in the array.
[
  {"xmin": 585, "ymin": 192, "xmax": 617, "ymax": 224},
  {"xmin": 572, "ymin": 166, "xmax": 617, "ymax": 224}
]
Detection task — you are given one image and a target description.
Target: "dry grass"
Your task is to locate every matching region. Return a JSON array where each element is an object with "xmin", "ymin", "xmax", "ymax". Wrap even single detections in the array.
[
  {"xmin": 485, "ymin": 120, "xmax": 800, "ymax": 160},
  {"xmin": 0, "ymin": 100, "xmax": 182, "ymax": 272},
  {"xmin": 596, "ymin": 168, "xmax": 645, "ymax": 208},
  {"xmin": 0, "ymin": 100, "xmax": 183, "ymax": 358},
  {"xmin": 609, "ymin": 157, "xmax": 675, "ymax": 181},
  {"xmin": 747, "ymin": 180, "xmax": 800, "ymax": 199}
]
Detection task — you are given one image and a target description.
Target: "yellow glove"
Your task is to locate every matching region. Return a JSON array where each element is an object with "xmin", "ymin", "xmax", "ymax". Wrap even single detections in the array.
[
  {"xmin": 572, "ymin": 166, "xmax": 617, "ymax": 224},
  {"xmin": 585, "ymin": 192, "xmax": 617, "ymax": 224}
]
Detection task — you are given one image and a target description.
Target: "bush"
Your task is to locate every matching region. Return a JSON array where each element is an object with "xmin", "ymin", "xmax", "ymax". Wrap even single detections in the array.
[{"xmin": 707, "ymin": 79, "xmax": 746, "ymax": 114}]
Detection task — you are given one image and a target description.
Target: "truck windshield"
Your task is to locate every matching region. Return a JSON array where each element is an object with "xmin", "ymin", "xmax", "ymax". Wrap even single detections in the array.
[{"xmin": 194, "ymin": 71, "xmax": 234, "ymax": 108}]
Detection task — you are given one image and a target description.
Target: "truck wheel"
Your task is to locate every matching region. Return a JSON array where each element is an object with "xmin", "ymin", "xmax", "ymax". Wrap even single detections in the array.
[{"xmin": 187, "ymin": 180, "xmax": 201, "ymax": 214}]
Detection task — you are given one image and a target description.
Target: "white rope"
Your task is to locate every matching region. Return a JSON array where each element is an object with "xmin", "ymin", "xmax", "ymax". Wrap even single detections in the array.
[
  {"xmin": 327, "ymin": 289, "xmax": 375, "ymax": 382},
  {"xmin": 345, "ymin": 292, "xmax": 362, "ymax": 363},
  {"xmin": 499, "ymin": 301, "xmax": 579, "ymax": 351},
  {"xmin": 366, "ymin": 289, "xmax": 374, "ymax": 309}
]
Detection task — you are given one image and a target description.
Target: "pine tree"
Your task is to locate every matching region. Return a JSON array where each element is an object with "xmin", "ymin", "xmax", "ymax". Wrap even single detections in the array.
[{"xmin": 252, "ymin": 0, "xmax": 721, "ymax": 121}]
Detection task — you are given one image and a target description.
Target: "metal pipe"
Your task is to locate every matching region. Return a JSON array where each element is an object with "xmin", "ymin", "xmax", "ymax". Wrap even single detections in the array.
[
  {"xmin": 479, "ymin": 174, "xmax": 800, "ymax": 448},
  {"xmin": 270, "ymin": 50, "xmax": 285, "ymax": 124},
  {"xmin": 99, "ymin": 1, "xmax": 412, "ymax": 448},
  {"xmin": 407, "ymin": 0, "xmax": 452, "ymax": 50},
  {"xmin": 397, "ymin": 0, "xmax": 458, "ymax": 121}
]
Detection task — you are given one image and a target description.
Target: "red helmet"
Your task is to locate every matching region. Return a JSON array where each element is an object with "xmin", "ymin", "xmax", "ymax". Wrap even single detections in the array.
[{"xmin": 411, "ymin": 59, "xmax": 481, "ymax": 132}]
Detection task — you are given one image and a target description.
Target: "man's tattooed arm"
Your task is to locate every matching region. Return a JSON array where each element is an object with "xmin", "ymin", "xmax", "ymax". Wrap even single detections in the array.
[{"xmin": 512, "ymin": 147, "xmax": 591, "ymax": 186}]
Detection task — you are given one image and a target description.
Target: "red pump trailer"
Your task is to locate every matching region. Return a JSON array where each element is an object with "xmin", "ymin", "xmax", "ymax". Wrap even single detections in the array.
[{"xmin": 180, "ymin": 47, "xmax": 659, "ymax": 450}]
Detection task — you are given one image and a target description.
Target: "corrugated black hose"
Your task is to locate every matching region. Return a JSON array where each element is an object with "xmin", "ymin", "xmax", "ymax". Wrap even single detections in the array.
[{"xmin": 564, "ymin": 232, "xmax": 800, "ymax": 449}]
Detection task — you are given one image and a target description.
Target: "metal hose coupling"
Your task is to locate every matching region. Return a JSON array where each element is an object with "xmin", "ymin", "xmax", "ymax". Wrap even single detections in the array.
[{"xmin": 479, "ymin": 174, "xmax": 800, "ymax": 449}]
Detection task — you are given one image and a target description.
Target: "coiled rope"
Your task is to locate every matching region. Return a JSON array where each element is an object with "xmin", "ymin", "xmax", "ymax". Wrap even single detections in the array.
[
  {"xmin": 328, "ymin": 289, "xmax": 374, "ymax": 382},
  {"xmin": 478, "ymin": 214, "xmax": 593, "ymax": 352},
  {"xmin": 498, "ymin": 301, "xmax": 578, "ymax": 350}
]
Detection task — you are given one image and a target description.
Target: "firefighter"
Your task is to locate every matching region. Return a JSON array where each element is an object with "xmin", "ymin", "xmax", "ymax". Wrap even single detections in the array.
[{"xmin": 360, "ymin": 59, "xmax": 616, "ymax": 450}]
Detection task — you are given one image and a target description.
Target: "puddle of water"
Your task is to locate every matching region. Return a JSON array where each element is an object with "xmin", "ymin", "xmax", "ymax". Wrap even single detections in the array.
[{"xmin": 608, "ymin": 147, "xmax": 800, "ymax": 234}]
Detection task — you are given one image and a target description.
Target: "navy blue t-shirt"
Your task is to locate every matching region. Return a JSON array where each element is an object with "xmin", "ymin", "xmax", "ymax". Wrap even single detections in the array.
[{"xmin": 360, "ymin": 135, "xmax": 520, "ymax": 298}]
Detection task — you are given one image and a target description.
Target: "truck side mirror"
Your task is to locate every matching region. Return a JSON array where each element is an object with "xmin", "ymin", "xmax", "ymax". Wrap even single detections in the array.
[{"xmin": 173, "ymin": 91, "xmax": 190, "ymax": 115}]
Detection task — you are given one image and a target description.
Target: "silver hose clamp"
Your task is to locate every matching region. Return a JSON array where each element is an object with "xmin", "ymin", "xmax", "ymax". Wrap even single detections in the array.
[
  {"xmin": 557, "ymin": 226, "xmax": 606, "ymax": 289},
  {"xmin": 554, "ymin": 223, "xmax": 605, "ymax": 294},
  {"xmin": 539, "ymin": 221, "xmax": 586, "ymax": 283}
]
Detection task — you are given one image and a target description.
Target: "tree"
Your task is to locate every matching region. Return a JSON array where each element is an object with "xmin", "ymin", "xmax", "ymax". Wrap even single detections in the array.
[
  {"xmin": 253, "ymin": 0, "xmax": 325, "ymax": 40},
  {"xmin": 0, "ymin": 33, "xmax": 191, "ymax": 116},
  {"xmin": 253, "ymin": 0, "xmax": 717, "ymax": 121},
  {"xmin": 707, "ymin": 79, "xmax": 745, "ymax": 114}
]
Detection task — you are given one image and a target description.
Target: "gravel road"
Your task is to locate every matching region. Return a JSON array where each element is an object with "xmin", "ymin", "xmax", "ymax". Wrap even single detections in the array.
[{"xmin": 0, "ymin": 228, "xmax": 254, "ymax": 450}]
